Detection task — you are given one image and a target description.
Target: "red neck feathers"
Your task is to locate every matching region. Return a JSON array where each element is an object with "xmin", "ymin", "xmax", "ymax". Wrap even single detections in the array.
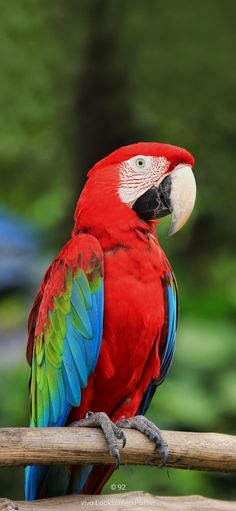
[{"xmin": 72, "ymin": 163, "xmax": 151, "ymax": 250}]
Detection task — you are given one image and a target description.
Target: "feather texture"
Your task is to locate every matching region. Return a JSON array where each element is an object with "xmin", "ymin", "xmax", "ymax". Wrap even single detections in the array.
[
  {"xmin": 138, "ymin": 269, "xmax": 178, "ymax": 416},
  {"xmin": 25, "ymin": 234, "xmax": 104, "ymax": 500}
]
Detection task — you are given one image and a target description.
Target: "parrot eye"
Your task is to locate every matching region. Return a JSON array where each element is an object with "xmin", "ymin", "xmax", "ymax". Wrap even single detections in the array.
[{"xmin": 135, "ymin": 158, "xmax": 146, "ymax": 169}]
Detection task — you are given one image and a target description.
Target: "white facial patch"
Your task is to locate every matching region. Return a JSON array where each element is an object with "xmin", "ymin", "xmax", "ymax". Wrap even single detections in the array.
[{"xmin": 118, "ymin": 155, "xmax": 169, "ymax": 206}]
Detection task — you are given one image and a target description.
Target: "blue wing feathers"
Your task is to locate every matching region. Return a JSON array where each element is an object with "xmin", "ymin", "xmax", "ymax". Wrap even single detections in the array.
[
  {"xmin": 66, "ymin": 329, "xmax": 88, "ymax": 389},
  {"xmin": 77, "ymin": 271, "xmax": 93, "ymax": 309},
  {"xmin": 159, "ymin": 277, "xmax": 177, "ymax": 382},
  {"xmin": 92, "ymin": 284, "xmax": 104, "ymax": 371},
  {"xmin": 25, "ymin": 466, "xmax": 47, "ymax": 502},
  {"xmin": 62, "ymin": 338, "xmax": 82, "ymax": 407},
  {"xmin": 160, "ymin": 282, "xmax": 177, "ymax": 380},
  {"xmin": 87, "ymin": 294, "xmax": 100, "ymax": 370},
  {"xmin": 25, "ymin": 250, "xmax": 104, "ymax": 500},
  {"xmin": 71, "ymin": 282, "xmax": 92, "ymax": 338}
]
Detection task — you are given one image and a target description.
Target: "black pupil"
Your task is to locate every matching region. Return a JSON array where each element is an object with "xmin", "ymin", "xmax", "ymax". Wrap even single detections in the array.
[{"xmin": 138, "ymin": 160, "xmax": 143, "ymax": 166}]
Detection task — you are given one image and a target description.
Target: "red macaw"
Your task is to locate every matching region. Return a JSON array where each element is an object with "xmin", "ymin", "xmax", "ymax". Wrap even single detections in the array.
[{"xmin": 25, "ymin": 142, "xmax": 196, "ymax": 500}]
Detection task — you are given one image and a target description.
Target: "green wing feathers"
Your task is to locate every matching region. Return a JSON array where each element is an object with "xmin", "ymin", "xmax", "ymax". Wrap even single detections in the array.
[{"xmin": 27, "ymin": 234, "xmax": 104, "ymax": 429}]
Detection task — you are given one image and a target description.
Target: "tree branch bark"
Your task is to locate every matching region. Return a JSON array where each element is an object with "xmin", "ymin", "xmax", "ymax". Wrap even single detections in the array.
[
  {"xmin": 1, "ymin": 492, "xmax": 236, "ymax": 511},
  {"xmin": 0, "ymin": 428, "xmax": 235, "ymax": 472}
]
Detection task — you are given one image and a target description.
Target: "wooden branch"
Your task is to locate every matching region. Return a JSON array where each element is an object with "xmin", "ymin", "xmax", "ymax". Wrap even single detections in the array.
[
  {"xmin": 1, "ymin": 492, "xmax": 236, "ymax": 511},
  {"xmin": 0, "ymin": 428, "xmax": 235, "ymax": 473}
]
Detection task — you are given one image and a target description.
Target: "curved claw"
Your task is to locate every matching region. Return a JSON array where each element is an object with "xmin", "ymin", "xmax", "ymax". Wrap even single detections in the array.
[
  {"xmin": 111, "ymin": 446, "xmax": 121, "ymax": 469},
  {"xmin": 121, "ymin": 432, "xmax": 127, "ymax": 448},
  {"xmin": 114, "ymin": 428, "xmax": 127, "ymax": 448},
  {"xmin": 69, "ymin": 411, "xmax": 126, "ymax": 468},
  {"xmin": 156, "ymin": 445, "xmax": 169, "ymax": 467},
  {"xmin": 117, "ymin": 415, "xmax": 168, "ymax": 467}
]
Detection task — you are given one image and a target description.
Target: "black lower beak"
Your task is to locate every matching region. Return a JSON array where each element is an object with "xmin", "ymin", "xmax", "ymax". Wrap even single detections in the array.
[{"xmin": 132, "ymin": 175, "xmax": 172, "ymax": 221}]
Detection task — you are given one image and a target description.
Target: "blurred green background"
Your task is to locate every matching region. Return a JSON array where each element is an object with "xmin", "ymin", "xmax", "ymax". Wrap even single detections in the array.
[{"xmin": 0, "ymin": 0, "xmax": 235, "ymax": 501}]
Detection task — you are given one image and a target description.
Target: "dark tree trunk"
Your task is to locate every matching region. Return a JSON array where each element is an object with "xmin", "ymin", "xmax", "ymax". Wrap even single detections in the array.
[
  {"xmin": 73, "ymin": 0, "xmax": 141, "ymax": 190},
  {"xmin": 58, "ymin": 0, "xmax": 142, "ymax": 244}
]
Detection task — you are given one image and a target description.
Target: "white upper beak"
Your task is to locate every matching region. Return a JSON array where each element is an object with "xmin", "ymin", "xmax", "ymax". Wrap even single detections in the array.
[{"xmin": 168, "ymin": 164, "xmax": 196, "ymax": 236}]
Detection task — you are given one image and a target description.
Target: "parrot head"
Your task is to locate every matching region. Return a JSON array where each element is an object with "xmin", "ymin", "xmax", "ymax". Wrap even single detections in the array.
[
  {"xmin": 117, "ymin": 142, "xmax": 196, "ymax": 236},
  {"xmin": 75, "ymin": 142, "xmax": 196, "ymax": 239}
]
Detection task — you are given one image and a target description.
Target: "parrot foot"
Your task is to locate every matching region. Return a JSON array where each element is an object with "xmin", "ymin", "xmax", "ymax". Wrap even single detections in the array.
[
  {"xmin": 116, "ymin": 415, "xmax": 168, "ymax": 467},
  {"xmin": 69, "ymin": 411, "xmax": 126, "ymax": 468}
]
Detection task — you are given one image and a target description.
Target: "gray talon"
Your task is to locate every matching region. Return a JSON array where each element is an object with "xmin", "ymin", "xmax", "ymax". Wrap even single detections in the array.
[
  {"xmin": 112, "ymin": 425, "xmax": 127, "ymax": 448},
  {"xmin": 117, "ymin": 415, "xmax": 168, "ymax": 467},
  {"xmin": 69, "ymin": 411, "xmax": 126, "ymax": 468},
  {"xmin": 157, "ymin": 445, "xmax": 169, "ymax": 467},
  {"xmin": 120, "ymin": 431, "xmax": 127, "ymax": 448},
  {"xmin": 112, "ymin": 447, "xmax": 121, "ymax": 468}
]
